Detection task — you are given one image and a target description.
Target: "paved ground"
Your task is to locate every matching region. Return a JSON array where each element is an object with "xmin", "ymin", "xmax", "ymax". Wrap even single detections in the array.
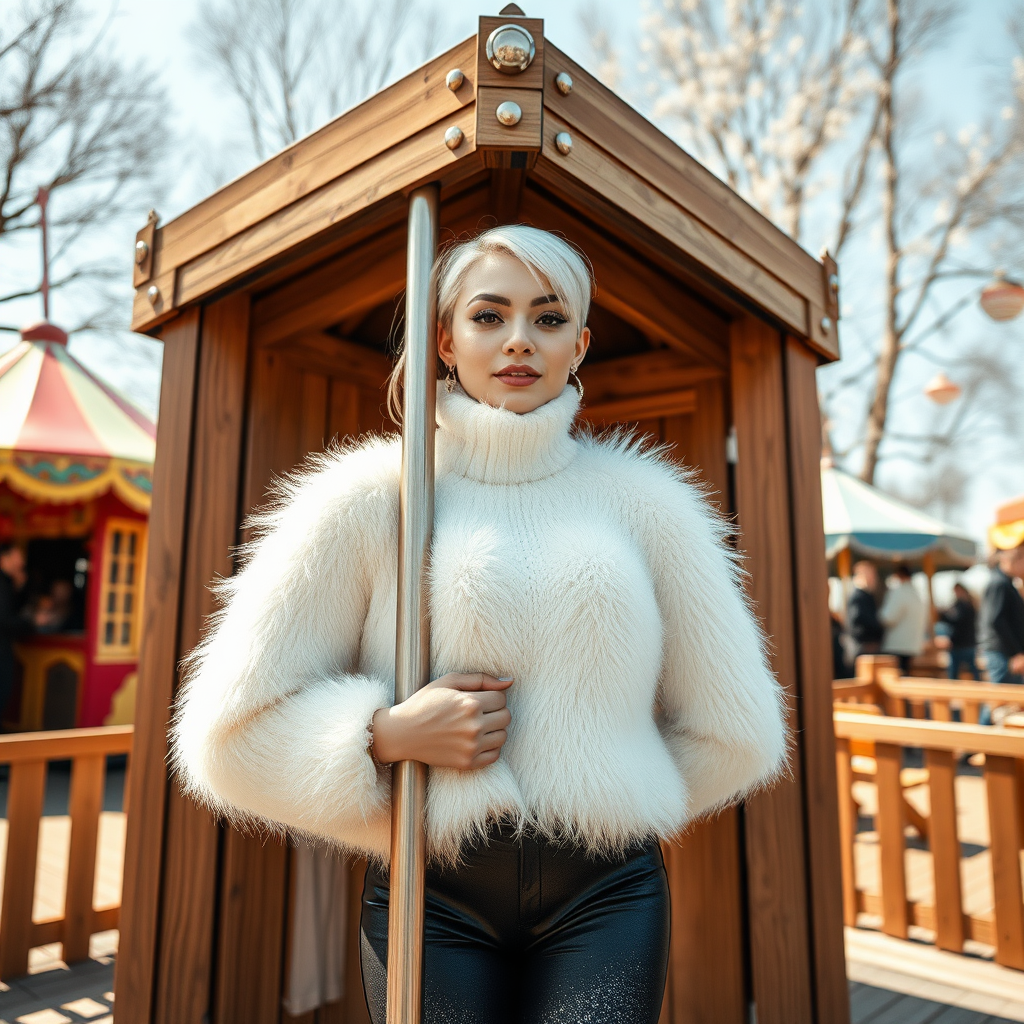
[{"xmin": 0, "ymin": 956, "xmax": 114, "ymax": 1023}]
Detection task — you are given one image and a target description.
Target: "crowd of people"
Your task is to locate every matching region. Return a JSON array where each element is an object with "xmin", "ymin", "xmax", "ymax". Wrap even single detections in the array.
[{"xmin": 833, "ymin": 544, "xmax": 1024, "ymax": 687}]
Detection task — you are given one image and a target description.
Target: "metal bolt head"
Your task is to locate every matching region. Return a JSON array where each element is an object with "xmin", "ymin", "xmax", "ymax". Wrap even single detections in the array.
[
  {"xmin": 554, "ymin": 72, "xmax": 573, "ymax": 96},
  {"xmin": 147, "ymin": 285, "xmax": 160, "ymax": 305},
  {"xmin": 555, "ymin": 132, "xmax": 572, "ymax": 155},
  {"xmin": 486, "ymin": 24, "xmax": 536, "ymax": 73},
  {"xmin": 820, "ymin": 316, "xmax": 833, "ymax": 334},
  {"xmin": 444, "ymin": 125, "xmax": 464, "ymax": 150},
  {"xmin": 829, "ymin": 272, "xmax": 839, "ymax": 293},
  {"xmin": 445, "ymin": 68, "xmax": 465, "ymax": 92},
  {"xmin": 495, "ymin": 101, "xmax": 522, "ymax": 126},
  {"xmin": 134, "ymin": 239, "xmax": 149, "ymax": 265}
]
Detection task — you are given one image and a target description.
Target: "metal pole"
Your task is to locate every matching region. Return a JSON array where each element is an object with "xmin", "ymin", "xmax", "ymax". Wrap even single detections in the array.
[
  {"xmin": 388, "ymin": 183, "xmax": 439, "ymax": 1024},
  {"xmin": 36, "ymin": 187, "xmax": 51, "ymax": 320}
]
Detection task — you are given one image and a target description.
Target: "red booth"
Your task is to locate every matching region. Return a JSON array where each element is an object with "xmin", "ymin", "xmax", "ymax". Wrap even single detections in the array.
[{"xmin": 0, "ymin": 321, "xmax": 154, "ymax": 729}]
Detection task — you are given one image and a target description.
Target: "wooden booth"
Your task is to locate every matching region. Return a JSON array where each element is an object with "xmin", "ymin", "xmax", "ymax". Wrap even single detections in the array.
[{"xmin": 117, "ymin": 9, "xmax": 847, "ymax": 1024}]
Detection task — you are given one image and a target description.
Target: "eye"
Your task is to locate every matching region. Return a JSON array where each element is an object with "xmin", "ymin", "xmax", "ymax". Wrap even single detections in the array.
[
  {"xmin": 536, "ymin": 311, "xmax": 568, "ymax": 327},
  {"xmin": 471, "ymin": 309, "xmax": 504, "ymax": 325}
]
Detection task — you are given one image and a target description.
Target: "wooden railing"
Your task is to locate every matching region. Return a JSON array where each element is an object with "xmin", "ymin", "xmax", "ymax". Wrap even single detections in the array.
[
  {"xmin": 834, "ymin": 711, "xmax": 1024, "ymax": 969},
  {"xmin": 0, "ymin": 726, "xmax": 133, "ymax": 979},
  {"xmin": 834, "ymin": 672, "xmax": 1024, "ymax": 724}
]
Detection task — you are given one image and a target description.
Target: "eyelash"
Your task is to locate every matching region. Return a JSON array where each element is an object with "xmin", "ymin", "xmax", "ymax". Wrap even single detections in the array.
[{"xmin": 470, "ymin": 310, "xmax": 569, "ymax": 327}]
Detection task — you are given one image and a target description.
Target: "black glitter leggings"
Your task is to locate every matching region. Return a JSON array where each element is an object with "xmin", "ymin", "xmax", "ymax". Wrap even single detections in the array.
[{"xmin": 360, "ymin": 823, "xmax": 670, "ymax": 1024}]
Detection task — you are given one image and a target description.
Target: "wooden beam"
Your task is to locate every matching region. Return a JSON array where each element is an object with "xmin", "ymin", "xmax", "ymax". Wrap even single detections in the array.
[
  {"xmin": 138, "ymin": 37, "xmax": 477, "ymax": 287},
  {"xmin": 155, "ymin": 293, "xmax": 252, "ymax": 1024},
  {"xmin": 271, "ymin": 333, "xmax": 393, "ymax": 392},
  {"xmin": 578, "ymin": 351, "xmax": 722, "ymax": 407},
  {"xmin": 251, "ymin": 228, "xmax": 407, "ymax": 348},
  {"xmin": 535, "ymin": 115, "xmax": 808, "ymax": 344},
  {"xmin": 730, "ymin": 315, "xmax": 814, "ymax": 1024},
  {"xmin": 578, "ymin": 388, "xmax": 697, "ymax": 425},
  {"xmin": 784, "ymin": 338, "xmax": 850, "ymax": 1024},
  {"xmin": 543, "ymin": 43, "xmax": 837, "ymax": 360},
  {"xmin": 249, "ymin": 184, "xmax": 490, "ymax": 349},
  {"xmin": 519, "ymin": 188, "xmax": 730, "ymax": 367},
  {"xmin": 116, "ymin": 309, "xmax": 202, "ymax": 1024}
]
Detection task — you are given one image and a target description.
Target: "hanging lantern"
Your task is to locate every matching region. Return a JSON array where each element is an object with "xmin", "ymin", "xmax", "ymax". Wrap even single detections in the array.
[
  {"xmin": 980, "ymin": 273, "xmax": 1024, "ymax": 321},
  {"xmin": 924, "ymin": 372, "xmax": 962, "ymax": 404}
]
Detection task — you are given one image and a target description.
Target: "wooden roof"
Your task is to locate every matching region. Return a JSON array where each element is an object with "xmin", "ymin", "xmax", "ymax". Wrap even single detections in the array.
[{"xmin": 131, "ymin": 13, "xmax": 839, "ymax": 362}]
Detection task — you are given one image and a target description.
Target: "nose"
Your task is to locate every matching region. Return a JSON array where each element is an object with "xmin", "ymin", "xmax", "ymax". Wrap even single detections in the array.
[{"xmin": 502, "ymin": 320, "xmax": 535, "ymax": 355}]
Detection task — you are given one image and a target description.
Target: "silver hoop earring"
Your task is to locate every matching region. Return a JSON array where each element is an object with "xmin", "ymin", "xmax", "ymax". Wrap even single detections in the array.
[
  {"xmin": 445, "ymin": 364, "xmax": 457, "ymax": 393},
  {"xmin": 569, "ymin": 366, "xmax": 584, "ymax": 400}
]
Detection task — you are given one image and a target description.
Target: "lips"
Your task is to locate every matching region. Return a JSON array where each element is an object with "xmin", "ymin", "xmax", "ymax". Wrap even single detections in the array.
[{"xmin": 494, "ymin": 364, "xmax": 541, "ymax": 387}]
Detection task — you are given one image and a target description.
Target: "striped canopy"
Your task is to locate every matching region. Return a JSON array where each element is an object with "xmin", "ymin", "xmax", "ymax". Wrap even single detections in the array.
[
  {"xmin": 0, "ymin": 325, "xmax": 155, "ymax": 511},
  {"xmin": 822, "ymin": 463, "xmax": 977, "ymax": 570}
]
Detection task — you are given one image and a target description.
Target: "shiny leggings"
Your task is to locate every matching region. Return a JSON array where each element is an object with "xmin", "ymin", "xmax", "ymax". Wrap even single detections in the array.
[{"xmin": 360, "ymin": 824, "xmax": 670, "ymax": 1024}]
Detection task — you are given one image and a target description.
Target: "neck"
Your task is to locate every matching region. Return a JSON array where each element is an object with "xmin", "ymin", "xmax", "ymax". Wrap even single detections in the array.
[{"xmin": 435, "ymin": 383, "xmax": 580, "ymax": 484}]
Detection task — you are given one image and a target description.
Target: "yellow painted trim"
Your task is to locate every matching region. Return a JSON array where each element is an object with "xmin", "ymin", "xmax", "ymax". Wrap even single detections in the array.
[{"xmin": 0, "ymin": 450, "xmax": 152, "ymax": 512}]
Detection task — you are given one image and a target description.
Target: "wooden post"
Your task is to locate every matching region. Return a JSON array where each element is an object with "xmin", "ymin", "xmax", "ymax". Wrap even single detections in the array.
[
  {"xmin": 731, "ymin": 317, "xmax": 813, "ymax": 1024},
  {"xmin": 925, "ymin": 749, "xmax": 964, "ymax": 952},
  {"xmin": 985, "ymin": 755, "xmax": 1024, "ymax": 969},
  {"xmin": 834, "ymin": 737, "xmax": 858, "ymax": 927},
  {"xmin": 116, "ymin": 310, "xmax": 202, "ymax": 1024},
  {"xmin": 874, "ymin": 742, "xmax": 908, "ymax": 939}
]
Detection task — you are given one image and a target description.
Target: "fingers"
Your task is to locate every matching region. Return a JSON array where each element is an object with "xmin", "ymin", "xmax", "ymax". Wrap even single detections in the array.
[
  {"xmin": 482, "ymin": 706, "xmax": 512, "ymax": 731},
  {"xmin": 438, "ymin": 672, "xmax": 514, "ymax": 691},
  {"xmin": 475, "ymin": 690, "xmax": 509, "ymax": 714},
  {"xmin": 478, "ymin": 728, "xmax": 507, "ymax": 753}
]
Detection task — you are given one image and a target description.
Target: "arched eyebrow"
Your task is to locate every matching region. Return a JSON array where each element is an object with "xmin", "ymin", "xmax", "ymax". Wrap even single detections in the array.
[
  {"xmin": 467, "ymin": 292, "xmax": 510, "ymax": 306},
  {"xmin": 530, "ymin": 294, "xmax": 560, "ymax": 307}
]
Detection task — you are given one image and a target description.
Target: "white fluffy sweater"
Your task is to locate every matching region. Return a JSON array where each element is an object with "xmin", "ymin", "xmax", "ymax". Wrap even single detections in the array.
[{"xmin": 172, "ymin": 384, "xmax": 787, "ymax": 864}]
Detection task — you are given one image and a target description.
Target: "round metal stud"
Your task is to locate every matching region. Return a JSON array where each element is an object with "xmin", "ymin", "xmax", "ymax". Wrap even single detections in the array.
[
  {"xmin": 829, "ymin": 272, "xmax": 839, "ymax": 294},
  {"xmin": 134, "ymin": 239, "xmax": 149, "ymax": 265},
  {"xmin": 147, "ymin": 285, "xmax": 160, "ymax": 305},
  {"xmin": 554, "ymin": 72, "xmax": 573, "ymax": 96},
  {"xmin": 555, "ymin": 132, "xmax": 573, "ymax": 155},
  {"xmin": 495, "ymin": 101, "xmax": 522, "ymax": 126},
  {"xmin": 485, "ymin": 24, "xmax": 536, "ymax": 74},
  {"xmin": 444, "ymin": 125, "xmax": 464, "ymax": 150},
  {"xmin": 820, "ymin": 316, "xmax": 833, "ymax": 334},
  {"xmin": 445, "ymin": 68, "xmax": 465, "ymax": 92}
]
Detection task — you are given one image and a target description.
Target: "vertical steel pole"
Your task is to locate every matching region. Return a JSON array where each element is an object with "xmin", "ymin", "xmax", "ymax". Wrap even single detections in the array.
[{"xmin": 388, "ymin": 183, "xmax": 439, "ymax": 1024}]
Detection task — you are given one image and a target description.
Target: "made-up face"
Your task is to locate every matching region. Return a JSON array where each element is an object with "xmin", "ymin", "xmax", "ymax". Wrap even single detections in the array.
[{"xmin": 437, "ymin": 252, "xmax": 590, "ymax": 414}]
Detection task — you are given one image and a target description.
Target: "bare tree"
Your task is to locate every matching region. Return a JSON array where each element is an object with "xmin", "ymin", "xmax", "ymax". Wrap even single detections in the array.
[
  {"xmin": 0, "ymin": 0, "xmax": 169, "ymax": 332},
  {"xmin": 584, "ymin": 0, "xmax": 1024, "ymax": 509},
  {"xmin": 193, "ymin": 0, "xmax": 445, "ymax": 164}
]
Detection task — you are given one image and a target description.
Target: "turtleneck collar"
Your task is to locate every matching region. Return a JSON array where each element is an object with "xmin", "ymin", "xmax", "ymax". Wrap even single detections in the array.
[{"xmin": 435, "ymin": 382, "xmax": 580, "ymax": 484}]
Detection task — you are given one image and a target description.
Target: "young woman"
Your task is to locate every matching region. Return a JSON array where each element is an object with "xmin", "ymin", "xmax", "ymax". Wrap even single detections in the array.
[{"xmin": 172, "ymin": 225, "xmax": 787, "ymax": 1024}]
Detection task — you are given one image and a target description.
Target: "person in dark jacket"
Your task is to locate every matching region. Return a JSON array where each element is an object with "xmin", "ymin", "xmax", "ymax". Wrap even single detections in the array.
[
  {"xmin": 938, "ymin": 582, "xmax": 980, "ymax": 680},
  {"xmin": 0, "ymin": 542, "xmax": 30, "ymax": 726},
  {"xmin": 980, "ymin": 544, "xmax": 1024, "ymax": 686},
  {"xmin": 846, "ymin": 561, "xmax": 883, "ymax": 670}
]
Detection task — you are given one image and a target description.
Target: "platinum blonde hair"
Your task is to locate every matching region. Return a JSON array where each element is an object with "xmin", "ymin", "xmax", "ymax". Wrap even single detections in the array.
[{"xmin": 387, "ymin": 224, "xmax": 593, "ymax": 424}]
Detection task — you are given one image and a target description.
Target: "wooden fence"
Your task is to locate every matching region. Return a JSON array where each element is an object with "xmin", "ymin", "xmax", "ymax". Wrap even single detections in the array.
[
  {"xmin": 834, "ymin": 711, "xmax": 1024, "ymax": 969},
  {"xmin": 835, "ymin": 673, "xmax": 1024, "ymax": 724},
  {"xmin": 0, "ymin": 725, "xmax": 133, "ymax": 979}
]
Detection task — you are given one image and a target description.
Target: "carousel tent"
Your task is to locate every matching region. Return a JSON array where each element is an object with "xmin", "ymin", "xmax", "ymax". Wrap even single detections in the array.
[
  {"xmin": 822, "ymin": 463, "xmax": 977, "ymax": 570},
  {"xmin": 0, "ymin": 322, "xmax": 155, "ymax": 512}
]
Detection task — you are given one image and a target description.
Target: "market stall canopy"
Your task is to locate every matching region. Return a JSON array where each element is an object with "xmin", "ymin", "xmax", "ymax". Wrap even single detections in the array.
[
  {"xmin": 822, "ymin": 463, "xmax": 977, "ymax": 570},
  {"xmin": 0, "ymin": 322, "xmax": 156, "ymax": 512}
]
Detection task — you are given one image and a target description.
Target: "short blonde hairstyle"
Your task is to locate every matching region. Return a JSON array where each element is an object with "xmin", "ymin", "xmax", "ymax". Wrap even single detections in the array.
[{"xmin": 387, "ymin": 225, "xmax": 593, "ymax": 423}]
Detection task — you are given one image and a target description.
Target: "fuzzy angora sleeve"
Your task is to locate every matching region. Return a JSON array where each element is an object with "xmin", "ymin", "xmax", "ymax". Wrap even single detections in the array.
[
  {"xmin": 170, "ymin": 441, "xmax": 397, "ymax": 848},
  {"xmin": 633, "ymin": 454, "xmax": 788, "ymax": 822}
]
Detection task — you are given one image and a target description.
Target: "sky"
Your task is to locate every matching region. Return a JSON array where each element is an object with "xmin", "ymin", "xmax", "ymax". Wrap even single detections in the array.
[{"xmin": 3, "ymin": 0, "xmax": 1022, "ymax": 549}]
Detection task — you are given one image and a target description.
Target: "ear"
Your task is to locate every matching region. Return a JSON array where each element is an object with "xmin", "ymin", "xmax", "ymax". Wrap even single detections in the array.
[
  {"xmin": 573, "ymin": 326, "xmax": 591, "ymax": 369},
  {"xmin": 437, "ymin": 321, "xmax": 454, "ymax": 367}
]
